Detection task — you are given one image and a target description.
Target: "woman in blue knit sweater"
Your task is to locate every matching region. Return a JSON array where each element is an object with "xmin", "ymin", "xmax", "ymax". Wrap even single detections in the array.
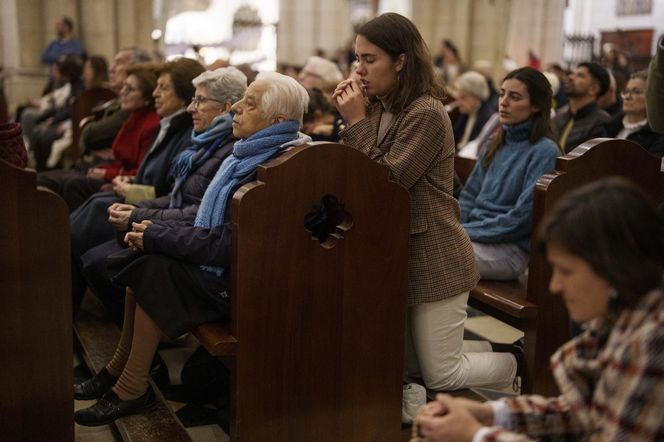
[{"xmin": 459, "ymin": 67, "xmax": 562, "ymax": 280}]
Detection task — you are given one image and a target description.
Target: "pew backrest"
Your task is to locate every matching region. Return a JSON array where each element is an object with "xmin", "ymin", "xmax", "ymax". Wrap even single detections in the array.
[
  {"xmin": 196, "ymin": 142, "xmax": 411, "ymax": 441},
  {"xmin": 0, "ymin": 159, "xmax": 72, "ymax": 441}
]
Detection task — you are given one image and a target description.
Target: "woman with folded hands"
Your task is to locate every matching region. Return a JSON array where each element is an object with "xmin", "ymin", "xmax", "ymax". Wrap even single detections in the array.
[
  {"xmin": 417, "ymin": 178, "xmax": 664, "ymax": 441},
  {"xmin": 73, "ymin": 72, "xmax": 311, "ymax": 426}
]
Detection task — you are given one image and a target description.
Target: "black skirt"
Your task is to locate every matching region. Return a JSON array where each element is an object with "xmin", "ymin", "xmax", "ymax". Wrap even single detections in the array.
[{"xmin": 114, "ymin": 254, "xmax": 231, "ymax": 339}]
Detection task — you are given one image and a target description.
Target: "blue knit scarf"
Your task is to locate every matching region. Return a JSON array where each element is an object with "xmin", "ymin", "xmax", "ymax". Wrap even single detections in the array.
[
  {"xmin": 168, "ymin": 113, "xmax": 233, "ymax": 208},
  {"xmin": 195, "ymin": 119, "xmax": 302, "ymax": 275}
]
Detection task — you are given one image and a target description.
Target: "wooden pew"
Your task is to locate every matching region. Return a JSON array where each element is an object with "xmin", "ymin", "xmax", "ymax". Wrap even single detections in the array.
[
  {"xmin": 0, "ymin": 159, "xmax": 73, "ymax": 441},
  {"xmin": 69, "ymin": 87, "xmax": 116, "ymax": 163},
  {"xmin": 194, "ymin": 142, "xmax": 410, "ymax": 442},
  {"xmin": 459, "ymin": 138, "xmax": 664, "ymax": 395}
]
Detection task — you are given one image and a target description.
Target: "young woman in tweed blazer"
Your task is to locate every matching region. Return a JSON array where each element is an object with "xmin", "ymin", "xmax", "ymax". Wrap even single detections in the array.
[
  {"xmin": 333, "ymin": 13, "xmax": 518, "ymax": 392},
  {"xmin": 417, "ymin": 178, "xmax": 664, "ymax": 441}
]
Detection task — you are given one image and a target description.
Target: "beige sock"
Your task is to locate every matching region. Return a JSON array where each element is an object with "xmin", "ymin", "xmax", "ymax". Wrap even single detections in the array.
[
  {"xmin": 106, "ymin": 289, "xmax": 136, "ymax": 377},
  {"xmin": 112, "ymin": 303, "xmax": 162, "ymax": 400}
]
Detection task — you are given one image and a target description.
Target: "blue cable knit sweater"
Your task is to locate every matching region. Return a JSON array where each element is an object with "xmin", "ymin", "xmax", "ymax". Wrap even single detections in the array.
[{"xmin": 459, "ymin": 120, "xmax": 560, "ymax": 252}]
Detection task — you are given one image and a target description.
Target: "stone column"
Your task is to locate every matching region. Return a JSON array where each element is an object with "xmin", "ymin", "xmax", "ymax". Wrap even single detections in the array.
[{"xmin": 277, "ymin": 0, "xmax": 352, "ymax": 66}]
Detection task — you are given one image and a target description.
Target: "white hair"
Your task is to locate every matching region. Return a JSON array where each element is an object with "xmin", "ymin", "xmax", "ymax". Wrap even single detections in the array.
[
  {"xmin": 192, "ymin": 67, "xmax": 248, "ymax": 105},
  {"xmin": 303, "ymin": 56, "xmax": 343, "ymax": 89},
  {"xmin": 455, "ymin": 71, "xmax": 490, "ymax": 101},
  {"xmin": 255, "ymin": 71, "xmax": 309, "ymax": 124}
]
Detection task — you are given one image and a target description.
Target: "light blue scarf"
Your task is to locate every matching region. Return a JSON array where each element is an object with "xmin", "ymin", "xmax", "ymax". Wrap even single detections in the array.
[
  {"xmin": 168, "ymin": 114, "xmax": 234, "ymax": 209},
  {"xmin": 195, "ymin": 119, "xmax": 302, "ymax": 275}
]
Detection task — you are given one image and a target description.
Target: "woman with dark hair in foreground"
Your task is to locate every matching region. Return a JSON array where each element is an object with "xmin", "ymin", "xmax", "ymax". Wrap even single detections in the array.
[{"xmin": 417, "ymin": 177, "xmax": 664, "ymax": 441}]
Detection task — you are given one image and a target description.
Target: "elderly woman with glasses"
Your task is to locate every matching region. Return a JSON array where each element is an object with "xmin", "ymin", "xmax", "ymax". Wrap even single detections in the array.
[
  {"xmin": 73, "ymin": 72, "xmax": 311, "ymax": 426},
  {"xmin": 604, "ymin": 70, "xmax": 664, "ymax": 157},
  {"xmin": 72, "ymin": 67, "xmax": 248, "ymax": 327},
  {"xmin": 37, "ymin": 64, "xmax": 160, "ymax": 211},
  {"xmin": 68, "ymin": 58, "xmax": 204, "ymax": 316}
]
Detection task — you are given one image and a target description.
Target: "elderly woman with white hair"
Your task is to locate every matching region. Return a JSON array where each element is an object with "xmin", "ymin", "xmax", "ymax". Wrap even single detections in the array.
[
  {"xmin": 299, "ymin": 55, "xmax": 343, "ymax": 96},
  {"xmin": 74, "ymin": 71, "xmax": 311, "ymax": 426},
  {"xmin": 71, "ymin": 66, "xmax": 248, "ymax": 327},
  {"xmin": 453, "ymin": 70, "xmax": 496, "ymax": 150}
]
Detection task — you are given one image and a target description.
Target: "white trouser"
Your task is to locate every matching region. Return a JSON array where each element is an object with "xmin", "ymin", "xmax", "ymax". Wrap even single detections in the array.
[
  {"xmin": 472, "ymin": 242, "xmax": 529, "ymax": 281},
  {"xmin": 404, "ymin": 292, "xmax": 517, "ymax": 391}
]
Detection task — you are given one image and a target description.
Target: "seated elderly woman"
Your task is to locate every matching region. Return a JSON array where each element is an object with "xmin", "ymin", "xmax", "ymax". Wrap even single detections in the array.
[
  {"xmin": 604, "ymin": 70, "xmax": 664, "ymax": 156},
  {"xmin": 298, "ymin": 56, "xmax": 345, "ymax": 141},
  {"xmin": 298, "ymin": 55, "xmax": 343, "ymax": 98},
  {"xmin": 37, "ymin": 64, "xmax": 160, "ymax": 211},
  {"xmin": 73, "ymin": 71, "xmax": 311, "ymax": 426},
  {"xmin": 416, "ymin": 178, "xmax": 664, "ymax": 441},
  {"xmin": 452, "ymin": 70, "xmax": 496, "ymax": 150},
  {"xmin": 76, "ymin": 66, "xmax": 247, "ymax": 326}
]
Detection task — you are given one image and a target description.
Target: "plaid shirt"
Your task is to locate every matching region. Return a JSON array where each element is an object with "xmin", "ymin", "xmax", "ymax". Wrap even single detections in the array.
[
  {"xmin": 480, "ymin": 288, "xmax": 664, "ymax": 441},
  {"xmin": 341, "ymin": 95, "xmax": 478, "ymax": 306}
]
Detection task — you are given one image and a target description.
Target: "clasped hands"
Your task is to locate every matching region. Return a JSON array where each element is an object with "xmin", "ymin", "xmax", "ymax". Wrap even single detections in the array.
[
  {"xmin": 123, "ymin": 220, "xmax": 152, "ymax": 251},
  {"xmin": 332, "ymin": 78, "xmax": 367, "ymax": 127},
  {"xmin": 108, "ymin": 202, "xmax": 137, "ymax": 231},
  {"xmin": 415, "ymin": 394, "xmax": 493, "ymax": 442}
]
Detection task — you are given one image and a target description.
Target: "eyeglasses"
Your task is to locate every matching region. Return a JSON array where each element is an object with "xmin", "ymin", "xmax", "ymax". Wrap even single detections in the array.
[
  {"xmin": 620, "ymin": 88, "xmax": 644, "ymax": 98},
  {"xmin": 189, "ymin": 96, "xmax": 225, "ymax": 109}
]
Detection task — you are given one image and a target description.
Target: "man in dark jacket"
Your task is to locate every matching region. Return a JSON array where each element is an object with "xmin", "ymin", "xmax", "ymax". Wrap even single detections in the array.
[{"xmin": 553, "ymin": 62, "xmax": 612, "ymax": 153}]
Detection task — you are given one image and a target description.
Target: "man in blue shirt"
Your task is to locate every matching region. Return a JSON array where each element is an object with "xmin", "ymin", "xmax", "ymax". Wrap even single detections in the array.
[{"xmin": 41, "ymin": 16, "xmax": 85, "ymax": 93}]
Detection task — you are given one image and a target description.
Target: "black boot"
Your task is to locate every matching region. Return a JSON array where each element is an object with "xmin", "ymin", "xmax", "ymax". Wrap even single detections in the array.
[
  {"xmin": 490, "ymin": 338, "xmax": 524, "ymax": 377},
  {"xmin": 74, "ymin": 387, "xmax": 156, "ymax": 427},
  {"xmin": 74, "ymin": 367, "xmax": 119, "ymax": 400}
]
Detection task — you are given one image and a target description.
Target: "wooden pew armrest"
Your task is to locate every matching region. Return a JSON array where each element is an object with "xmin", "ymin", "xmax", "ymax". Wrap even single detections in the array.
[
  {"xmin": 193, "ymin": 322, "xmax": 237, "ymax": 357},
  {"xmin": 468, "ymin": 279, "xmax": 537, "ymax": 324}
]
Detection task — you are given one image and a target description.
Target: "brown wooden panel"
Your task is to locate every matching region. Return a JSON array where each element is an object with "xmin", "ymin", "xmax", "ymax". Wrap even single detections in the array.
[
  {"xmin": 193, "ymin": 322, "xmax": 237, "ymax": 357},
  {"xmin": 0, "ymin": 159, "xmax": 73, "ymax": 441},
  {"xmin": 198, "ymin": 143, "xmax": 410, "ymax": 442},
  {"xmin": 526, "ymin": 138, "xmax": 664, "ymax": 395},
  {"xmin": 454, "ymin": 155, "xmax": 477, "ymax": 185}
]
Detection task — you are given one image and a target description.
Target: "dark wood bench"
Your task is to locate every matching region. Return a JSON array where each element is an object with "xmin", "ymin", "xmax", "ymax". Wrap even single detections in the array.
[
  {"xmin": 193, "ymin": 142, "xmax": 410, "ymax": 441},
  {"xmin": 1, "ymin": 159, "xmax": 73, "ymax": 441},
  {"xmin": 457, "ymin": 138, "xmax": 664, "ymax": 395}
]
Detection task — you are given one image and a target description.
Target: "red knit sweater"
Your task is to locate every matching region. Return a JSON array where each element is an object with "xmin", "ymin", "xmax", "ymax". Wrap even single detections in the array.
[{"xmin": 101, "ymin": 107, "xmax": 160, "ymax": 181}]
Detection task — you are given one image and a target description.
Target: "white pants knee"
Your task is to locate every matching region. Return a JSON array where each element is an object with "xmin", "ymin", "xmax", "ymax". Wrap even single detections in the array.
[{"xmin": 404, "ymin": 292, "xmax": 516, "ymax": 391}]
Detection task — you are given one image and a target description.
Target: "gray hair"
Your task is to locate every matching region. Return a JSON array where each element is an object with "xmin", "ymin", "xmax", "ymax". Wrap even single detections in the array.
[
  {"xmin": 303, "ymin": 56, "xmax": 343, "ymax": 89},
  {"xmin": 255, "ymin": 71, "xmax": 309, "ymax": 124},
  {"xmin": 192, "ymin": 67, "xmax": 248, "ymax": 106},
  {"xmin": 119, "ymin": 47, "xmax": 153, "ymax": 65}
]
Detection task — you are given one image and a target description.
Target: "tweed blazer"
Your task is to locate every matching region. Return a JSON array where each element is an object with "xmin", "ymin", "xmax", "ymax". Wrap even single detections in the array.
[
  {"xmin": 341, "ymin": 94, "xmax": 478, "ymax": 306},
  {"xmin": 480, "ymin": 288, "xmax": 664, "ymax": 441}
]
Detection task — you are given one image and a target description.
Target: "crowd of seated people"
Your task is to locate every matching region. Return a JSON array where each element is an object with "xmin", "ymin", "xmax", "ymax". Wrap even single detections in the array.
[
  {"xmin": 6, "ymin": 11, "xmax": 664, "ymax": 437},
  {"xmin": 20, "ymin": 53, "xmax": 84, "ymax": 170},
  {"xmin": 37, "ymin": 64, "xmax": 160, "ymax": 211},
  {"xmin": 45, "ymin": 54, "xmax": 110, "ymax": 169},
  {"xmin": 74, "ymin": 66, "xmax": 247, "ymax": 328},
  {"xmin": 73, "ymin": 71, "xmax": 311, "ymax": 426}
]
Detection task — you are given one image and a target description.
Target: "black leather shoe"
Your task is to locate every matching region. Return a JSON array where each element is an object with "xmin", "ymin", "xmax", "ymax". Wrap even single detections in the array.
[
  {"xmin": 74, "ymin": 387, "xmax": 156, "ymax": 427},
  {"xmin": 74, "ymin": 368, "xmax": 119, "ymax": 400}
]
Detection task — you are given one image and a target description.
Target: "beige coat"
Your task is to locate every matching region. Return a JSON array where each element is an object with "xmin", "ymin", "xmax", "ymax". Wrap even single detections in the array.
[{"xmin": 341, "ymin": 94, "xmax": 478, "ymax": 305}]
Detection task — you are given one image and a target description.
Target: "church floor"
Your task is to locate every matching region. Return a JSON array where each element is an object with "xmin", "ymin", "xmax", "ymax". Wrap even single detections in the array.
[{"xmin": 74, "ymin": 310, "xmax": 522, "ymax": 441}]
